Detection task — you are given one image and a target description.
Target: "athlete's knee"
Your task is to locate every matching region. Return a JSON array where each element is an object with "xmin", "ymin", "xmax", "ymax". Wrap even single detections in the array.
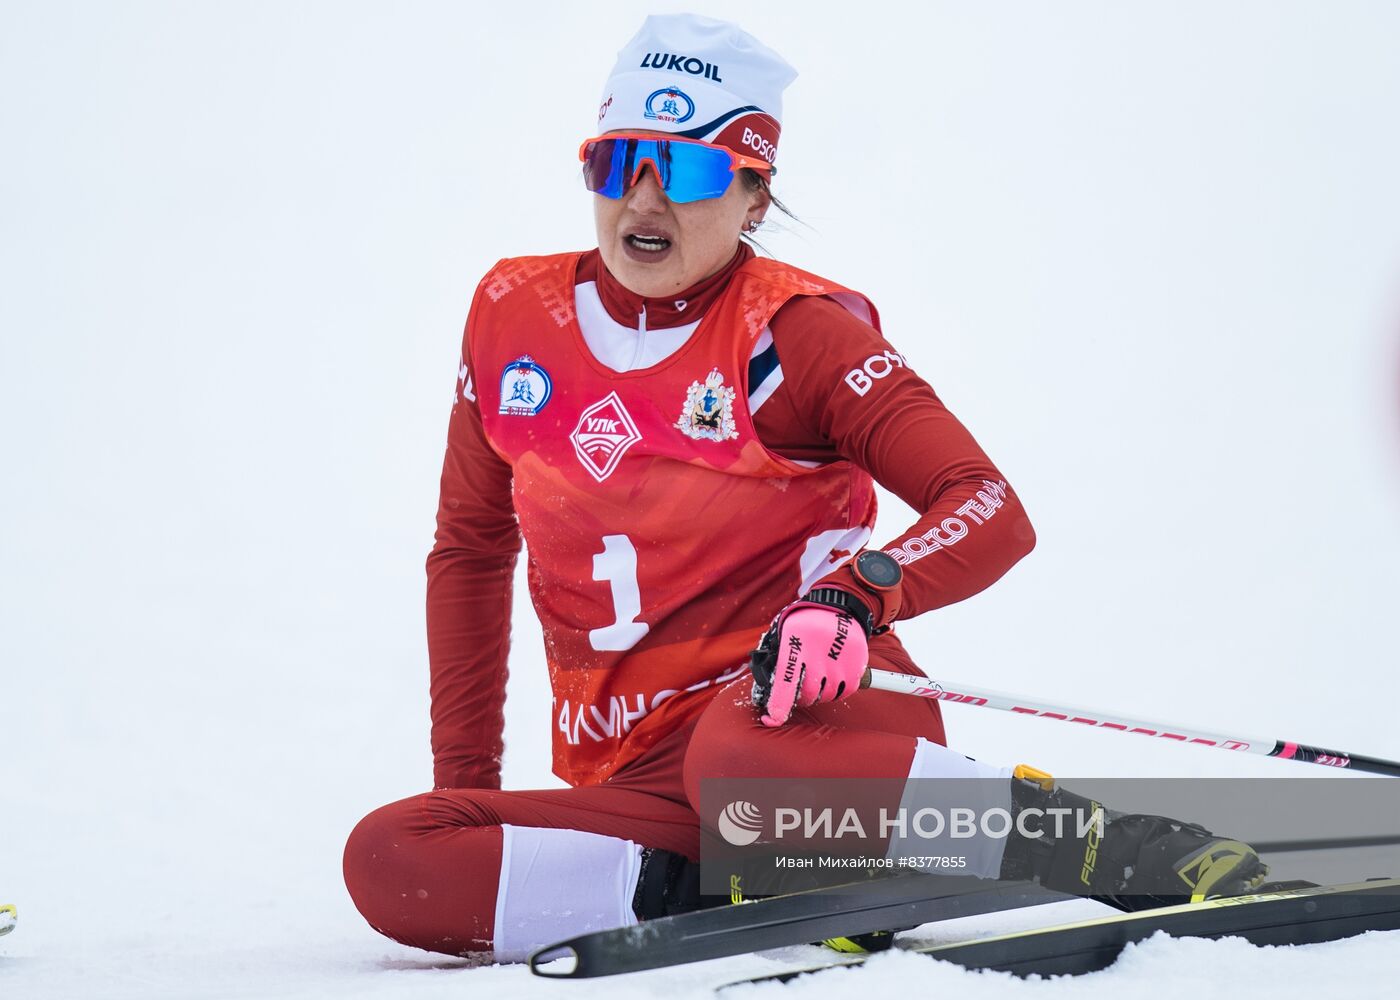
[
  {"xmin": 342, "ymin": 793, "xmax": 500, "ymax": 954},
  {"xmin": 342, "ymin": 797, "xmax": 422, "ymax": 938}
]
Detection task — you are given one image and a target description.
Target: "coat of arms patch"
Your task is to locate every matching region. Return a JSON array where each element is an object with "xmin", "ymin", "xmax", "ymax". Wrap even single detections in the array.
[{"xmin": 675, "ymin": 369, "xmax": 738, "ymax": 442}]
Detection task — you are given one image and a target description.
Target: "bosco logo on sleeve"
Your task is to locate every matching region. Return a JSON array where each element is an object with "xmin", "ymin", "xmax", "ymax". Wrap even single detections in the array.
[{"xmin": 843, "ymin": 350, "xmax": 909, "ymax": 397}]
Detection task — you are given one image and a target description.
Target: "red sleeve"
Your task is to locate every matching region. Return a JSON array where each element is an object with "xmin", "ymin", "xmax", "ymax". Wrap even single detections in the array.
[
  {"xmin": 758, "ymin": 295, "xmax": 1036, "ymax": 624},
  {"xmin": 426, "ymin": 278, "xmax": 522, "ymax": 790}
]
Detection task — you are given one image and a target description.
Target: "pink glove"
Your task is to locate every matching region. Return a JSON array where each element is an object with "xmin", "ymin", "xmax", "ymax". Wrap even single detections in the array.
[{"xmin": 757, "ymin": 605, "xmax": 868, "ymax": 728}]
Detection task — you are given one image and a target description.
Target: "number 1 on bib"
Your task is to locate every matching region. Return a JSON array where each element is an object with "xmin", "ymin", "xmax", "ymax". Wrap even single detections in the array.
[{"xmin": 589, "ymin": 534, "xmax": 650, "ymax": 651}]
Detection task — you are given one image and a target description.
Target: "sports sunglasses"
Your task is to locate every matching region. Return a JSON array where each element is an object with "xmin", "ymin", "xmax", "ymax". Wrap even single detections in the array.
[{"xmin": 578, "ymin": 133, "xmax": 775, "ymax": 204}]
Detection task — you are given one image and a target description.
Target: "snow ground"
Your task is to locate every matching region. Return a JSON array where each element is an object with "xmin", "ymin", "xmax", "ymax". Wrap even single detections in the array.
[
  {"xmin": 5, "ymin": 2, "xmax": 1400, "ymax": 998},
  {"xmin": 6, "ymin": 897, "xmax": 1400, "ymax": 999}
]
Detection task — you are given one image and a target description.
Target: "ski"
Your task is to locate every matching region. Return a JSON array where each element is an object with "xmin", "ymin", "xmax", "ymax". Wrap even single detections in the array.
[
  {"xmin": 723, "ymin": 878, "xmax": 1400, "ymax": 989},
  {"xmin": 0, "ymin": 904, "xmax": 15, "ymax": 937},
  {"xmin": 528, "ymin": 874, "xmax": 1068, "ymax": 978}
]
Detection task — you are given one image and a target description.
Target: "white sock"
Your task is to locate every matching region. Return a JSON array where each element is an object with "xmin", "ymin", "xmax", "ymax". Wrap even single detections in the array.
[
  {"xmin": 491, "ymin": 824, "xmax": 644, "ymax": 963},
  {"xmin": 885, "ymin": 737, "xmax": 1015, "ymax": 879}
]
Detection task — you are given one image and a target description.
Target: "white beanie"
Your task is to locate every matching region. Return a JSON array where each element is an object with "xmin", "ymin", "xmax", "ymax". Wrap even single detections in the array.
[{"xmin": 595, "ymin": 13, "xmax": 798, "ymax": 167}]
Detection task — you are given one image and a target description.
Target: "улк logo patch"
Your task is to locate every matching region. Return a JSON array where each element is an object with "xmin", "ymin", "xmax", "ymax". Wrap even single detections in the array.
[
  {"xmin": 675, "ymin": 369, "xmax": 738, "ymax": 441},
  {"xmin": 499, "ymin": 355, "xmax": 552, "ymax": 416},
  {"xmin": 571, "ymin": 392, "xmax": 643, "ymax": 482}
]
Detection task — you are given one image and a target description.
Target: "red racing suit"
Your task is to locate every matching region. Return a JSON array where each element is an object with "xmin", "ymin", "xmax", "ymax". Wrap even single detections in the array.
[{"xmin": 427, "ymin": 245, "xmax": 1036, "ymax": 790}]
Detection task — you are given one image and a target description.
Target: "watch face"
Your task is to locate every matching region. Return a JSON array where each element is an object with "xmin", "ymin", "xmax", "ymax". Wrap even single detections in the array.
[{"xmin": 855, "ymin": 550, "xmax": 902, "ymax": 589}]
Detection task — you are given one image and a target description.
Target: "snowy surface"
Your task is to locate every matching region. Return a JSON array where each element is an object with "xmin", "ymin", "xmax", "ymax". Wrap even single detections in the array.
[{"xmin": 4, "ymin": 1, "xmax": 1400, "ymax": 998}]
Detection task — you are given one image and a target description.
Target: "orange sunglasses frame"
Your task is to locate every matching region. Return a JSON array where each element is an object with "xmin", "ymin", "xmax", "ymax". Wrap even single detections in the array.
[{"xmin": 577, "ymin": 132, "xmax": 776, "ymax": 192}]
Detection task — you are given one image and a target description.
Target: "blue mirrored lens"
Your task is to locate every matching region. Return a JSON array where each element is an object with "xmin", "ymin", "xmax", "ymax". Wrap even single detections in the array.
[{"xmin": 582, "ymin": 138, "xmax": 735, "ymax": 204}]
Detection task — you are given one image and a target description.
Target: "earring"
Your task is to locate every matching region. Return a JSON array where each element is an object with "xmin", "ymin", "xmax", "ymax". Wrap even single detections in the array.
[{"xmin": 747, "ymin": 219, "xmax": 762, "ymax": 233}]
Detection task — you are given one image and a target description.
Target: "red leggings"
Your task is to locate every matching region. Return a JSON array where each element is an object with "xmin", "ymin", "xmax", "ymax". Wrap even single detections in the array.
[{"xmin": 343, "ymin": 651, "xmax": 945, "ymax": 956}]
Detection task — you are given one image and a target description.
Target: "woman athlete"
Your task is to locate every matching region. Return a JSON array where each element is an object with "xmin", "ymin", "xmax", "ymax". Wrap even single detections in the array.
[{"xmin": 343, "ymin": 14, "xmax": 1265, "ymax": 962}]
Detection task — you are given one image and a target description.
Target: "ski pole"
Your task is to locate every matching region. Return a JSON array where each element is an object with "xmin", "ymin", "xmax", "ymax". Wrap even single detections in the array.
[
  {"xmin": 860, "ymin": 669, "xmax": 1400, "ymax": 777},
  {"xmin": 1253, "ymin": 833, "xmax": 1400, "ymax": 854}
]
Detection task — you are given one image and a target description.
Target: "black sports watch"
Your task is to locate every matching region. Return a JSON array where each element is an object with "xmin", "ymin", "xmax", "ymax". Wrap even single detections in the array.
[{"xmin": 800, "ymin": 550, "xmax": 903, "ymax": 637}]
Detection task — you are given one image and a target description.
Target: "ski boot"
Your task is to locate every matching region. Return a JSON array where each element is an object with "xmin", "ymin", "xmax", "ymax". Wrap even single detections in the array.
[
  {"xmin": 631, "ymin": 848, "xmax": 907, "ymax": 954},
  {"xmin": 632, "ymin": 848, "xmax": 708, "ymax": 920},
  {"xmin": 0, "ymin": 904, "xmax": 15, "ymax": 937},
  {"xmin": 632, "ymin": 846, "xmax": 839, "ymax": 920},
  {"xmin": 999, "ymin": 765, "xmax": 1268, "ymax": 911}
]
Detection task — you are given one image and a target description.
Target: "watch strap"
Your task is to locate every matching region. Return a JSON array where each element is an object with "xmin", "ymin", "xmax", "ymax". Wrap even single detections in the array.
[{"xmin": 801, "ymin": 587, "xmax": 878, "ymax": 637}]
